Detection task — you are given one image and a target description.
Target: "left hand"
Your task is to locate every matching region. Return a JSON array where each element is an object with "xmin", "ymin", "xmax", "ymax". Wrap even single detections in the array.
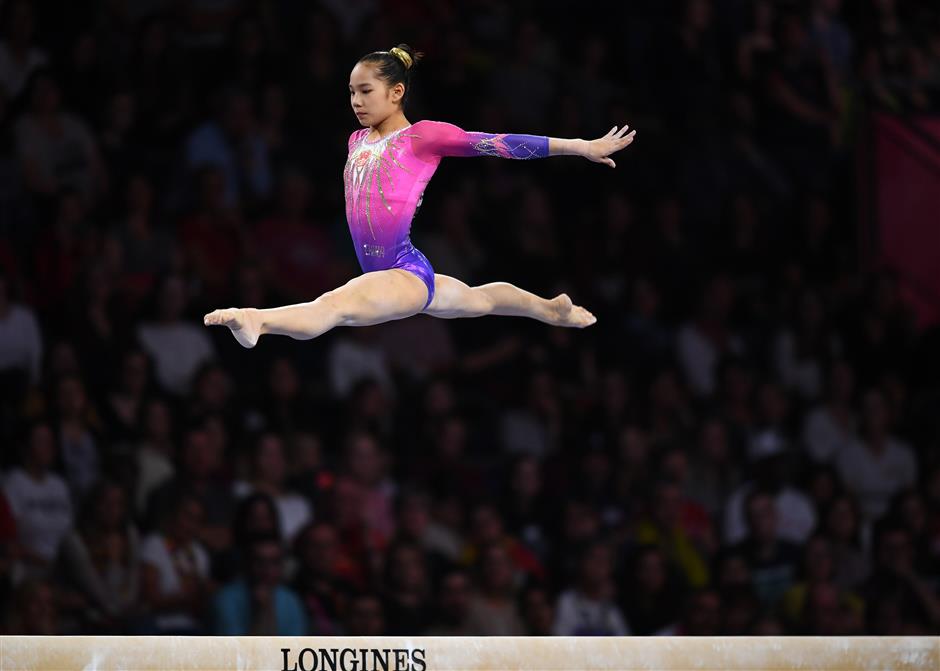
[{"xmin": 584, "ymin": 124, "xmax": 636, "ymax": 168}]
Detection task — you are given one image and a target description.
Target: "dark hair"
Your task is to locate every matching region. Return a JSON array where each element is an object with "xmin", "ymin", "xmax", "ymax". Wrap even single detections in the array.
[
  {"xmin": 234, "ymin": 491, "xmax": 283, "ymax": 547},
  {"xmin": 357, "ymin": 44, "xmax": 424, "ymax": 108}
]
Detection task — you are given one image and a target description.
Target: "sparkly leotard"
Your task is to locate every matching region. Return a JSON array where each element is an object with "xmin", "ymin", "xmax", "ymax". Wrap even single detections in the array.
[{"xmin": 344, "ymin": 120, "xmax": 550, "ymax": 308}]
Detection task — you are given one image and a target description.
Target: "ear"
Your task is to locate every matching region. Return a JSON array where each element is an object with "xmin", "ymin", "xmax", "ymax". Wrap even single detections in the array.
[{"xmin": 390, "ymin": 82, "xmax": 405, "ymax": 104}]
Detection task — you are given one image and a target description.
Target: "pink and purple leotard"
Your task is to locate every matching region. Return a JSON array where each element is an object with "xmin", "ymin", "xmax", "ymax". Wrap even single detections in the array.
[{"xmin": 344, "ymin": 120, "xmax": 550, "ymax": 308}]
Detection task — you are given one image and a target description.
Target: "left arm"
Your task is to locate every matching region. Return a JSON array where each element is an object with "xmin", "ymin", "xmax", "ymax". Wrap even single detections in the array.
[{"xmin": 413, "ymin": 120, "xmax": 635, "ymax": 168}]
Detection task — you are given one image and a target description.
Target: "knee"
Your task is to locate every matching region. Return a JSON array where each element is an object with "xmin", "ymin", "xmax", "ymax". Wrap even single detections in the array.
[
  {"xmin": 470, "ymin": 289, "xmax": 495, "ymax": 316},
  {"xmin": 317, "ymin": 290, "xmax": 362, "ymax": 325}
]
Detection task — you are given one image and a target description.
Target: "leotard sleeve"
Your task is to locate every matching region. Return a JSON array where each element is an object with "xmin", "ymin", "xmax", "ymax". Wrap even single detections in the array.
[
  {"xmin": 348, "ymin": 128, "xmax": 365, "ymax": 153},
  {"xmin": 411, "ymin": 120, "xmax": 549, "ymax": 161}
]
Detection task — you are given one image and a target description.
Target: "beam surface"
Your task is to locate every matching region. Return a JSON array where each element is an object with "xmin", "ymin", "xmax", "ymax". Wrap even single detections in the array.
[{"xmin": 1, "ymin": 636, "xmax": 938, "ymax": 671}]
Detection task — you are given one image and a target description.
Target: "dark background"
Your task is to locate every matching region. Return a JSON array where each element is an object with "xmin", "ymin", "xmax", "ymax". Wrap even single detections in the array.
[{"xmin": 0, "ymin": 0, "xmax": 939, "ymax": 636}]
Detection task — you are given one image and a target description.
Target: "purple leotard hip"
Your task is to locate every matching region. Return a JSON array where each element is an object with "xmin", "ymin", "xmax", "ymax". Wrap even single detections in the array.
[{"xmin": 392, "ymin": 243, "xmax": 435, "ymax": 309}]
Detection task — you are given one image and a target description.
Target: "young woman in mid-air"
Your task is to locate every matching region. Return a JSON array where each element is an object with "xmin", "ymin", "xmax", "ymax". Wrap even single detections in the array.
[{"xmin": 205, "ymin": 44, "xmax": 636, "ymax": 348}]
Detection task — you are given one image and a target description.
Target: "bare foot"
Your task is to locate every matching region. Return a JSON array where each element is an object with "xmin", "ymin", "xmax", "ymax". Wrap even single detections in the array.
[
  {"xmin": 204, "ymin": 308, "xmax": 262, "ymax": 348},
  {"xmin": 549, "ymin": 294, "xmax": 597, "ymax": 328}
]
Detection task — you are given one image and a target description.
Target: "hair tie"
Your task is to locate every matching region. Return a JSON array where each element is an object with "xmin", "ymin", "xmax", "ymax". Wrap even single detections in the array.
[{"xmin": 389, "ymin": 47, "xmax": 413, "ymax": 70}]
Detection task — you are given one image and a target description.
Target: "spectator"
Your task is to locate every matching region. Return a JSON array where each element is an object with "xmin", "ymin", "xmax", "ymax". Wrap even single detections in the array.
[
  {"xmin": 146, "ymin": 424, "xmax": 235, "ymax": 557},
  {"xmin": 676, "ymin": 274, "xmax": 745, "ymax": 398},
  {"xmin": 184, "ymin": 87, "xmax": 272, "ymax": 208},
  {"xmin": 3, "ymin": 422, "xmax": 73, "ymax": 579},
  {"xmin": 836, "ymin": 388, "xmax": 917, "ymax": 525},
  {"xmin": 0, "ymin": 271, "xmax": 42, "ymax": 389},
  {"xmin": 14, "ymin": 70, "xmax": 106, "ymax": 205},
  {"xmin": 178, "ymin": 164, "xmax": 247, "ymax": 301},
  {"xmin": 3, "ymin": 577, "xmax": 60, "ymax": 634},
  {"xmin": 553, "ymin": 541, "xmax": 630, "ymax": 635},
  {"xmin": 212, "ymin": 534, "xmax": 307, "ymax": 635},
  {"xmin": 802, "ymin": 359, "xmax": 857, "ymax": 463},
  {"xmin": 133, "ymin": 398, "xmax": 176, "ymax": 516},
  {"xmin": 343, "ymin": 592, "xmax": 385, "ymax": 636},
  {"xmin": 234, "ymin": 433, "xmax": 312, "ymax": 544},
  {"xmin": 464, "ymin": 543, "xmax": 526, "ymax": 636},
  {"xmin": 724, "ymin": 430, "xmax": 817, "ymax": 545},
  {"xmin": 823, "ymin": 493, "xmax": 872, "ymax": 590},
  {"xmin": 57, "ymin": 481, "xmax": 141, "ymax": 630},
  {"xmin": 381, "ymin": 540, "xmax": 433, "ymax": 634},
  {"xmin": 731, "ymin": 489, "xmax": 802, "ymax": 607},
  {"xmin": 425, "ymin": 569, "xmax": 475, "ymax": 636},
  {"xmin": 621, "ymin": 545, "xmax": 683, "ymax": 635},
  {"xmin": 0, "ymin": 2, "xmax": 47, "ymax": 101},
  {"xmin": 253, "ymin": 169, "xmax": 336, "ymax": 301},
  {"xmin": 137, "ymin": 275, "xmax": 216, "ymax": 396},
  {"xmin": 139, "ymin": 493, "xmax": 213, "ymax": 634},
  {"xmin": 292, "ymin": 522, "xmax": 356, "ymax": 635},
  {"xmin": 634, "ymin": 480, "xmax": 711, "ymax": 589}
]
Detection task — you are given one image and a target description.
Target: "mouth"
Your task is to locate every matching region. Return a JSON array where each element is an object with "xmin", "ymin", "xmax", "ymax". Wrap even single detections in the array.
[{"xmin": 355, "ymin": 111, "xmax": 367, "ymax": 118}]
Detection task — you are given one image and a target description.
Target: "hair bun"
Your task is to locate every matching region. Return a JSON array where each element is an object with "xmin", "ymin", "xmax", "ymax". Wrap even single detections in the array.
[{"xmin": 389, "ymin": 44, "xmax": 423, "ymax": 70}]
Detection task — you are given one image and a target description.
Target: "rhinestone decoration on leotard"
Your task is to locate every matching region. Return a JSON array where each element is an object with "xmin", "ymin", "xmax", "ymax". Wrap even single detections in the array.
[{"xmin": 344, "ymin": 127, "xmax": 419, "ymax": 242}]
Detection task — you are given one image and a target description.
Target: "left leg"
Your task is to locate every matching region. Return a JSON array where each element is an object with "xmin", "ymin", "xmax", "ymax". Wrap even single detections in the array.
[
  {"xmin": 423, "ymin": 274, "xmax": 595, "ymax": 327},
  {"xmin": 204, "ymin": 268, "xmax": 428, "ymax": 348}
]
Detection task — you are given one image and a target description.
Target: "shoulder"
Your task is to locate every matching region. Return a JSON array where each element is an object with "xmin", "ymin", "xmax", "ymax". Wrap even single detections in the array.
[
  {"xmin": 277, "ymin": 584, "xmax": 304, "ymax": 607},
  {"xmin": 139, "ymin": 533, "xmax": 165, "ymax": 558},
  {"xmin": 213, "ymin": 580, "xmax": 247, "ymax": 606},
  {"xmin": 410, "ymin": 119, "xmax": 458, "ymax": 136},
  {"xmin": 3, "ymin": 468, "xmax": 25, "ymax": 485},
  {"xmin": 50, "ymin": 474, "xmax": 70, "ymax": 497},
  {"xmin": 347, "ymin": 128, "xmax": 367, "ymax": 149}
]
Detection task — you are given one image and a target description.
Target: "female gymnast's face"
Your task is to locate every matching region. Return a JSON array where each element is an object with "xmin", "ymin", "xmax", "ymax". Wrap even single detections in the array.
[{"xmin": 349, "ymin": 62, "xmax": 405, "ymax": 127}]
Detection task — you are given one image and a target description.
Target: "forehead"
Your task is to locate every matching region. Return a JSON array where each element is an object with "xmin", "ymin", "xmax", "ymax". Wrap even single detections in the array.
[{"xmin": 349, "ymin": 62, "xmax": 381, "ymax": 85}]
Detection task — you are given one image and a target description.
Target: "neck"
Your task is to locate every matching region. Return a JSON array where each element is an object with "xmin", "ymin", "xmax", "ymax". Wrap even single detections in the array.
[{"xmin": 373, "ymin": 112, "xmax": 410, "ymax": 139}]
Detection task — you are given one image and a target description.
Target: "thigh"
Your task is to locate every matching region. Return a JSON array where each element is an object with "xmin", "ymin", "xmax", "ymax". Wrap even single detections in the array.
[
  {"xmin": 331, "ymin": 269, "xmax": 429, "ymax": 324},
  {"xmin": 422, "ymin": 274, "xmax": 488, "ymax": 318}
]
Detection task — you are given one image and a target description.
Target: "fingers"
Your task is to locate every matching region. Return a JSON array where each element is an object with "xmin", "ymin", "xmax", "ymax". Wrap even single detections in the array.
[
  {"xmin": 615, "ymin": 124, "xmax": 631, "ymax": 139},
  {"xmin": 605, "ymin": 125, "xmax": 618, "ymax": 138},
  {"xmin": 605, "ymin": 158, "xmax": 616, "ymax": 168}
]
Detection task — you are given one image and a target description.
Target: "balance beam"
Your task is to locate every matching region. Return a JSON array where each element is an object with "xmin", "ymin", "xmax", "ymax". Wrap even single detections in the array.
[{"xmin": 1, "ymin": 636, "xmax": 937, "ymax": 670}]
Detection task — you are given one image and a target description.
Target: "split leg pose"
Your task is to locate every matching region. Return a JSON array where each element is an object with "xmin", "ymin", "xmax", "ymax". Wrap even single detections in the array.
[{"xmin": 206, "ymin": 44, "xmax": 635, "ymax": 348}]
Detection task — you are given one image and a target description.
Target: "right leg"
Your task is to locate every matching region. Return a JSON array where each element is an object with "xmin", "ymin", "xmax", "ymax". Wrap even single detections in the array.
[
  {"xmin": 423, "ymin": 274, "xmax": 596, "ymax": 327},
  {"xmin": 204, "ymin": 269, "xmax": 429, "ymax": 348}
]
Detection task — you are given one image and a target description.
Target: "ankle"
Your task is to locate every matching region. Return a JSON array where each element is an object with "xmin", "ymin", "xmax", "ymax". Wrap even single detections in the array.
[{"xmin": 247, "ymin": 308, "xmax": 266, "ymax": 335}]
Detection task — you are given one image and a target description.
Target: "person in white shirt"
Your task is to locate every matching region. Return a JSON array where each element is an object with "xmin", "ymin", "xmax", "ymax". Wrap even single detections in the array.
[
  {"xmin": 724, "ymin": 430, "xmax": 816, "ymax": 545},
  {"xmin": 676, "ymin": 275, "xmax": 745, "ymax": 398},
  {"xmin": 139, "ymin": 493, "xmax": 213, "ymax": 634},
  {"xmin": 802, "ymin": 359, "xmax": 857, "ymax": 463},
  {"xmin": 0, "ymin": 273, "xmax": 42, "ymax": 386},
  {"xmin": 232, "ymin": 433, "xmax": 312, "ymax": 544},
  {"xmin": 2, "ymin": 422, "xmax": 73, "ymax": 579},
  {"xmin": 835, "ymin": 388, "xmax": 916, "ymax": 524},
  {"xmin": 138, "ymin": 275, "xmax": 215, "ymax": 396},
  {"xmin": 553, "ymin": 541, "xmax": 630, "ymax": 635},
  {"xmin": 327, "ymin": 327, "xmax": 394, "ymax": 400}
]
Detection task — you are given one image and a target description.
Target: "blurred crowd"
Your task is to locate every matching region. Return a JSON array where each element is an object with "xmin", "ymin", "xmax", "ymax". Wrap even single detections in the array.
[{"xmin": 1, "ymin": 0, "xmax": 939, "ymax": 637}]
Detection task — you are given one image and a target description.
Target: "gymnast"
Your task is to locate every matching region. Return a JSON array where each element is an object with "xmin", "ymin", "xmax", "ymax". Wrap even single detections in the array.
[{"xmin": 204, "ymin": 44, "xmax": 636, "ymax": 348}]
